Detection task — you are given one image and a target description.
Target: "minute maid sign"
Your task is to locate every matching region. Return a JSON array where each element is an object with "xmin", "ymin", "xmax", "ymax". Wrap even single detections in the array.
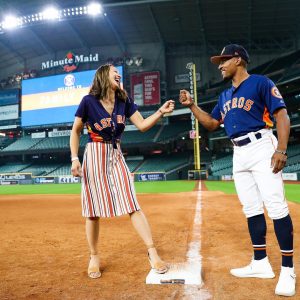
[{"xmin": 42, "ymin": 51, "xmax": 99, "ymax": 72}]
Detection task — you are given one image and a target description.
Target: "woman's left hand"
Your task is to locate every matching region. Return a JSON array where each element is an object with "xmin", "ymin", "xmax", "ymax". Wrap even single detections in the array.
[{"xmin": 159, "ymin": 100, "xmax": 175, "ymax": 114}]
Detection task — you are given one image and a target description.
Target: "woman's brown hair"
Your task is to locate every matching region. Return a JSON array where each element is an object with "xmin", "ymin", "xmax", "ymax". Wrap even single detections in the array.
[{"xmin": 89, "ymin": 64, "xmax": 127, "ymax": 101}]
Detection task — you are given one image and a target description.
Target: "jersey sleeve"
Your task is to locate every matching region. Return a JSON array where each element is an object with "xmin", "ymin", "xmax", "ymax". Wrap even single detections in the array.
[
  {"xmin": 261, "ymin": 77, "xmax": 286, "ymax": 114},
  {"xmin": 211, "ymin": 103, "xmax": 222, "ymax": 122},
  {"xmin": 125, "ymin": 96, "xmax": 138, "ymax": 118},
  {"xmin": 75, "ymin": 96, "xmax": 88, "ymax": 123}
]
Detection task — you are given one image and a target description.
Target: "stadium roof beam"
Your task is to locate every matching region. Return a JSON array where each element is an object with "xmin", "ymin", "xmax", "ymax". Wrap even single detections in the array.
[
  {"xmin": 147, "ymin": 5, "xmax": 166, "ymax": 69},
  {"xmin": 104, "ymin": 15, "xmax": 127, "ymax": 54},
  {"xmin": 104, "ymin": 0, "xmax": 179, "ymax": 8},
  {"xmin": 247, "ymin": 0, "xmax": 252, "ymax": 50},
  {"xmin": 0, "ymin": 5, "xmax": 54, "ymax": 55},
  {"xmin": 148, "ymin": 5, "xmax": 165, "ymax": 46},
  {"xmin": 102, "ymin": 0, "xmax": 177, "ymax": 54},
  {"xmin": 0, "ymin": 6, "xmax": 26, "ymax": 64},
  {"xmin": 0, "ymin": 40, "xmax": 25, "ymax": 66},
  {"xmin": 52, "ymin": 0, "xmax": 90, "ymax": 50},
  {"xmin": 196, "ymin": 0, "xmax": 208, "ymax": 54},
  {"xmin": 264, "ymin": 37, "xmax": 293, "ymax": 51},
  {"xmin": 25, "ymin": 27, "xmax": 54, "ymax": 55},
  {"xmin": 64, "ymin": 21, "xmax": 90, "ymax": 50}
]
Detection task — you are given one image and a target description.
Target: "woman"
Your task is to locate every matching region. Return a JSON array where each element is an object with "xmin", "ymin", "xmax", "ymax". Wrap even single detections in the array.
[{"xmin": 70, "ymin": 64, "xmax": 174, "ymax": 279}]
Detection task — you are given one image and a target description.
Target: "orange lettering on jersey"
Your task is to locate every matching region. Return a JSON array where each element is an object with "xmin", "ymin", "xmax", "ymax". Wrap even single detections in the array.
[
  {"xmin": 100, "ymin": 118, "xmax": 111, "ymax": 128},
  {"xmin": 243, "ymin": 99, "xmax": 254, "ymax": 111},
  {"xmin": 117, "ymin": 115, "xmax": 125, "ymax": 124},
  {"xmin": 223, "ymin": 104, "xmax": 227, "ymax": 114},
  {"xmin": 225, "ymin": 100, "xmax": 231, "ymax": 111},
  {"xmin": 94, "ymin": 122, "xmax": 103, "ymax": 131},
  {"xmin": 238, "ymin": 97, "xmax": 245, "ymax": 108},
  {"xmin": 232, "ymin": 97, "xmax": 238, "ymax": 108}
]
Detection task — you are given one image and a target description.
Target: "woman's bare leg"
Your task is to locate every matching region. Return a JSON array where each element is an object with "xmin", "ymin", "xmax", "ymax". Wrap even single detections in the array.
[{"xmin": 86, "ymin": 217, "xmax": 101, "ymax": 278}]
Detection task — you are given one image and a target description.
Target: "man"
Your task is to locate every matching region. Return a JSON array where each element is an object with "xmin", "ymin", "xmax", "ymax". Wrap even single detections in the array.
[{"xmin": 179, "ymin": 44, "xmax": 296, "ymax": 297}]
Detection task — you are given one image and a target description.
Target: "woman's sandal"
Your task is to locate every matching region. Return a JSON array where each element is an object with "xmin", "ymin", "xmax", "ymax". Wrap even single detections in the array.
[
  {"xmin": 88, "ymin": 254, "xmax": 101, "ymax": 279},
  {"xmin": 147, "ymin": 244, "xmax": 169, "ymax": 274}
]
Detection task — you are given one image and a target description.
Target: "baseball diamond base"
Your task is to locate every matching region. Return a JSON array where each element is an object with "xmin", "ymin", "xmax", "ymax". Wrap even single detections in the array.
[{"xmin": 146, "ymin": 262, "xmax": 202, "ymax": 285}]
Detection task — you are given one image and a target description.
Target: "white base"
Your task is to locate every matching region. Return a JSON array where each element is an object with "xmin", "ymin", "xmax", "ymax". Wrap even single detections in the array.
[{"xmin": 146, "ymin": 262, "xmax": 202, "ymax": 285}]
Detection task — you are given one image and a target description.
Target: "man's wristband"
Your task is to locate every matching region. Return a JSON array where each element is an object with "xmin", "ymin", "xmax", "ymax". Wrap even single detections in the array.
[
  {"xmin": 187, "ymin": 102, "xmax": 195, "ymax": 108},
  {"xmin": 71, "ymin": 156, "xmax": 79, "ymax": 162},
  {"xmin": 275, "ymin": 149, "xmax": 287, "ymax": 156}
]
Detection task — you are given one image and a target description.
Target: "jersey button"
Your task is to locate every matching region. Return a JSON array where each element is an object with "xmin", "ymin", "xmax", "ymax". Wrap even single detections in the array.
[{"xmin": 233, "ymin": 125, "xmax": 236, "ymax": 128}]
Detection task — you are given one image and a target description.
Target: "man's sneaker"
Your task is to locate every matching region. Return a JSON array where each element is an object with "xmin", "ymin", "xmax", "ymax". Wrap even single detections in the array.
[
  {"xmin": 275, "ymin": 266, "xmax": 296, "ymax": 297},
  {"xmin": 230, "ymin": 257, "xmax": 275, "ymax": 278}
]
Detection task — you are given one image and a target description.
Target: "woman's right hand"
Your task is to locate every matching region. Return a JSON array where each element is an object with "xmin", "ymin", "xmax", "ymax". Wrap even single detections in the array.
[{"xmin": 71, "ymin": 160, "xmax": 83, "ymax": 177}]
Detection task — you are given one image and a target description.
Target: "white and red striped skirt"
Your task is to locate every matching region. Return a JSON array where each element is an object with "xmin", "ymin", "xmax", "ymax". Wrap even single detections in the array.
[{"xmin": 81, "ymin": 142, "xmax": 140, "ymax": 218}]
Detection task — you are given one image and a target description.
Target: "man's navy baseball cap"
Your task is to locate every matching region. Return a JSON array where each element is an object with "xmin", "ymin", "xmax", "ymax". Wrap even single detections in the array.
[{"xmin": 210, "ymin": 44, "xmax": 250, "ymax": 65}]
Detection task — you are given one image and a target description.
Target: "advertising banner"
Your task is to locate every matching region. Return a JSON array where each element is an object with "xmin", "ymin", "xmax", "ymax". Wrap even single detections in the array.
[
  {"xmin": 175, "ymin": 73, "xmax": 200, "ymax": 83},
  {"xmin": 0, "ymin": 124, "xmax": 18, "ymax": 129},
  {"xmin": 32, "ymin": 132, "xmax": 46, "ymax": 138},
  {"xmin": 0, "ymin": 105, "xmax": 19, "ymax": 121},
  {"xmin": 58, "ymin": 176, "xmax": 81, "ymax": 184},
  {"xmin": 282, "ymin": 173, "xmax": 297, "ymax": 181},
  {"xmin": 136, "ymin": 172, "xmax": 166, "ymax": 182},
  {"xmin": 0, "ymin": 89, "xmax": 19, "ymax": 105},
  {"xmin": 34, "ymin": 177, "xmax": 56, "ymax": 184},
  {"xmin": 0, "ymin": 173, "xmax": 32, "ymax": 185},
  {"xmin": 48, "ymin": 130, "xmax": 71, "ymax": 137},
  {"xmin": 130, "ymin": 71, "xmax": 160, "ymax": 106}
]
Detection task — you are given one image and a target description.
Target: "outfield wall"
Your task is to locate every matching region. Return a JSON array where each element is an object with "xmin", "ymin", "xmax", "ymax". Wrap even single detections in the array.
[
  {"xmin": 0, "ymin": 173, "xmax": 81, "ymax": 185},
  {"xmin": 208, "ymin": 172, "xmax": 300, "ymax": 181}
]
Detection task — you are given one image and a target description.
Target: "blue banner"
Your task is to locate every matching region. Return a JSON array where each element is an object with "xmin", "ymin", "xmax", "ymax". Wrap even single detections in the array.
[
  {"xmin": 22, "ymin": 105, "xmax": 78, "ymax": 126},
  {"xmin": 22, "ymin": 70, "xmax": 96, "ymax": 95},
  {"xmin": 137, "ymin": 172, "xmax": 166, "ymax": 181},
  {"xmin": 0, "ymin": 89, "xmax": 19, "ymax": 106}
]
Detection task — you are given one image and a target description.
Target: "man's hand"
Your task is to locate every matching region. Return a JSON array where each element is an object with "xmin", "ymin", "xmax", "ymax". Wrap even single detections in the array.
[
  {"xmin": 179, "ymin": 90, "xmax": 194, "ymax": 107},
  {"xmin": 271, "ymin": 150, "xmax": 287, "ymax": 174}
]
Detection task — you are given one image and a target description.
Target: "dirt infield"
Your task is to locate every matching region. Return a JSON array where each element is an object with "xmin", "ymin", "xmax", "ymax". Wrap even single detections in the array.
[{"xmin": 0, "ymin": 188, "xmax": 299, "ymax": 299}]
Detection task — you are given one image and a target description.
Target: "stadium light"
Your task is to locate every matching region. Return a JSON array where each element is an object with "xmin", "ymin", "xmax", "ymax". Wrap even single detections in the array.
[
  {"xmin": 0, "ymin": 3, "xmax": 104, "ymax": 34},
  {"xmin": 87, "ymin": 2, "xmax": 102, "ymax": 16},
  {"xmin": 2, "ymin": 15, "xmax": 22, "ymax": 29},
  {"xmin": 42, "ymin": 7, "xmax": 60, "ymax": 20},
  {"xmin": 134, "ymin": 57, "xmax": 143, "ymax": 66},
  {"xmin": 125, "ymin": 57, "xmax": 133, "ymax": 66}
]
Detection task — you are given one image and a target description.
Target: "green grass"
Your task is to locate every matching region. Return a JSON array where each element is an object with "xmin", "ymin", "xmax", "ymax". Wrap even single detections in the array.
[
  {"xmin": 204, "ymin": 181, "xmax": 237, "ymax": 194},
  {"xmin": 205, "ymin": 180, "xmax": 300, "ymax": 204},
  {"xmin": 0, "ymin": 180, "xmax": 196, "ymax": 195},
  {"xmin": 0, "ymin": 181, "xmax": 298, "ymax": 204},
  {"xmin": 135, "ymin": 180, "xmax": 196, "ymax": 193},
  {"xmin": 0, "ymin": 184, "xmax": 82, "ymax": 195}
]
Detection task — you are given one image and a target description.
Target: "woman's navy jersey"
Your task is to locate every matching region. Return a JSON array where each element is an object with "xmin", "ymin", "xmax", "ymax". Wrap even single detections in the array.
[
  {"xmin": 75, "ymin": 94, "xmax": 137, "ymax": 143},
  {"xmin": 211, "ymin": 74, "xmax": 286, "ymax": 139}
]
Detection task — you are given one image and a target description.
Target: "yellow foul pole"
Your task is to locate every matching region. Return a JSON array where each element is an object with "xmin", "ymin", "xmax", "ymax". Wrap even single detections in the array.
[{"xmin": 186, "ymin": 63, "xmax": 200, "ymax": 170}]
